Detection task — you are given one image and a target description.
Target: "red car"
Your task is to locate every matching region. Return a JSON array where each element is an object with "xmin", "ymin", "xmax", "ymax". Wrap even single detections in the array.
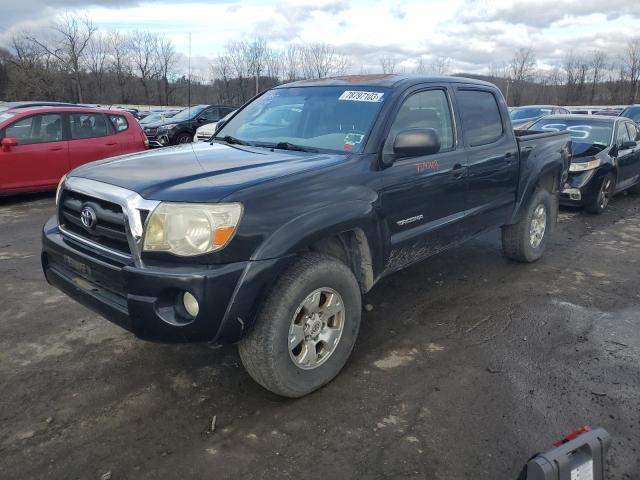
[{"xmin": 0, "ymin": 106, "xmax": 148, "ymax": 195}]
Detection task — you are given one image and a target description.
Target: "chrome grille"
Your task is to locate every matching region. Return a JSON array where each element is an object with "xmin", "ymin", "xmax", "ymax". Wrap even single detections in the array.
[{"xmin": 59, "ymin": 190, "xmax": 131, "ymax": 255}]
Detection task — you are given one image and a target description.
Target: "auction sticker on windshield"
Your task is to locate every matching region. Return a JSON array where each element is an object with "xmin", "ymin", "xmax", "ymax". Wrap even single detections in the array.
[{"xmin": 339, "ymin": 91, "xmax": 384, "ymax": 102}]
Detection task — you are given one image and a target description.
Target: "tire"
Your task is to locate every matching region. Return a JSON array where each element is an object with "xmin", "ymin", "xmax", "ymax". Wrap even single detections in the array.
[
  {"xmin": 584, "ymin": 172, "xmax": 615, "ymax": 214},
  {"xmin": 238, "ymin": 253, "xmax": 362, "ymax": 398},
  {"xmin": 502, "ymin": 188, "xmax": 556, "ymax": 263},
  {"xmin": 174, "ymin": 132, "xmax": 192, "ymax": 145}
]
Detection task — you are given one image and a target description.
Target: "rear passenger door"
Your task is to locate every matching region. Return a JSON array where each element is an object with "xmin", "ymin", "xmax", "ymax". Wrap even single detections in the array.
[
  {"xmin": 107, "ymin": 113, "xmax": 137, "ymax": 155},
  {"xmin": 67, "ymin": 112, "xmax": 119, "ymax": 169},
  {"xmin": 454, "ymin": 87, "xmax": 518, "ymax": 232},
  {"xmin": 379, "ymin": 86, "xmax": 469, "ymax": 271}
]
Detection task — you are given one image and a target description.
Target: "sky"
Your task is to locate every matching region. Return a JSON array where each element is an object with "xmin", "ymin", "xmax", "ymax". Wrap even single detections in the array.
[{"xmin": 2, "ymin": 0, "xmax": 640, "ymax": 77}]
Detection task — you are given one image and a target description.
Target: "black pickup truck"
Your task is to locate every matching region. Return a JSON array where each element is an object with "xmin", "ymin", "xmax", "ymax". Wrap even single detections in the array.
[{"xmin": 42, "ymin": 75, "xmax": 571, "ymax": 397}]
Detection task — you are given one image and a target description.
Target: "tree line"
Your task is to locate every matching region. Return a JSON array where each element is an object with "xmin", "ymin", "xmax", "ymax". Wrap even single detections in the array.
[{"xmin": 1, "ymin": 13, "xmax": 639, "ymax": 108}]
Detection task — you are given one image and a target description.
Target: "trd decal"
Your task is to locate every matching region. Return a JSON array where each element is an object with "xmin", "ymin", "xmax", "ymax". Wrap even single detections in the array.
[
  {"xmin": 397, "ymin": 214, "xmax": 424, "ymax": 226},
  {"xmin": 416, "ymin": 160, "xmax": 439, "ymax": 173}
]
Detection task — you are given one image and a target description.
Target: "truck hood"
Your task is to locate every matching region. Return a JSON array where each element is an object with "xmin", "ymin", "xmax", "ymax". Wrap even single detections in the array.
[{"xmin": 68, "ymin": 142, "xmax": 347, "ymax": 202}]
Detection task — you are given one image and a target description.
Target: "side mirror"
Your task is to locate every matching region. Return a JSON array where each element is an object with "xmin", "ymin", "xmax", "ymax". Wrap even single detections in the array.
[
  {"xmin": 197, "ymin": 117, "xmax": 207, "ymax": 123},
  {"xmin": 621, "ymin": 140, "xmax": 637, "ymax": 150},
  {"xmin": 1, "ymin": 136, "xmax": 18, "ymax": 152},
  {"xmin": 393, "ymin": 128, "xmax": 441, "ymax": 158}
]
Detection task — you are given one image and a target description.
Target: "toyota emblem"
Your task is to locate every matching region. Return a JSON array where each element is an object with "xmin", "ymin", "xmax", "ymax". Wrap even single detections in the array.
[{"xmin": 80, "ymin": 205, "xmax": 97, "ymax": 230}]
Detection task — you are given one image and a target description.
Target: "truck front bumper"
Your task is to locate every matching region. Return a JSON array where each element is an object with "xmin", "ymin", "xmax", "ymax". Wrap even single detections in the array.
[{"xmin": 41, "ymin": 216, "xmax": 286, "ymax": 344}]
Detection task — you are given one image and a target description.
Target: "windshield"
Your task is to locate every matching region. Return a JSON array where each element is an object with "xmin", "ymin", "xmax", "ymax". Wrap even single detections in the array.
[
  {"xmin": 529, "ymin": 118, "xmax": 613, "ymax": 147},
  {"xmin": 215, "ymin": 86, "xmax": 389, "ymax": 153},
  {"xmin": 170, "ymin": 106, "xmax": 203, "ymax": 121},
  {"xmin": 510, "ymin": 107, "xmax": 552, "ymax": 121}
]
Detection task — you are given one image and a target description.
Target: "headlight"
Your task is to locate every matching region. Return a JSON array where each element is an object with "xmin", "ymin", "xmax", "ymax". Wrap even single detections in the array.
[
  {"xmin": 569, "ymin": 159, "xmax": 601, "ymax": 172},
  {"xmin": 143, "ymin": 203, "xmax": 243, "ymax": 256},
  {"xmin": 55, "ymin": 174, "xmax": 67, "ymax": 205},
  {"xmin": 159, "ymin": 124, "xmax": 177, "ymax": 131}
]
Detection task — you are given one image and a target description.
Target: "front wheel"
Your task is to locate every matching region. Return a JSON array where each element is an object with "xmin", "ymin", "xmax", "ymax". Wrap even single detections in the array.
[
  {"xmin": 174, "ymin": 132, "xmax": 193, "ymax": 145},
  {"xmin": 502, "ymin": 188, "xmax": 556, "ymax": 263},
  {"xmin": 584, "ymin": 172, "xmax": 615, "ymax": 214},
  {"xmin": 238, "ymin": 253, "xmax": 362, "ymax": 397}
]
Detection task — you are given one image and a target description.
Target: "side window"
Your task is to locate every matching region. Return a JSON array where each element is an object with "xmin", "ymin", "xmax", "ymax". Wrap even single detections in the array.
[
  {"xmin": 383, "ymin": 89, "xmax": 454, "ymax": 156},
  {"xmin": 70, "ymin": 113, "xmax": 108, "ymax": 140},
  {"xmin": 108, "ymin": 114, "xmax": 129, "ymax": 133},
  {"xmin": 616, "ymin": 123, "xmax": 632, "ymax": 146},
  {"xmin": 625, "ymin": 122, "xmax": 639, "ymax": 141},
  {"xmin": 5, "ymin": 114, "xmax": 63, "ymax": 144},
  {"xmin": 199, "ymin": 108, "xmax": 219, "ymax": 122},
  {"xmin": 457, "ymin": 89, "xmax": 504, "ymax": 147},
  {"xmin": 628, "ymin": 108, "xmax": 640, "ymax": 123}
]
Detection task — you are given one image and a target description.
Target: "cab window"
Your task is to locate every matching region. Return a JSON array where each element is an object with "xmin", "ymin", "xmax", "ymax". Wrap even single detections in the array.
[
  {"xmin": 70, "ymin": 113, "xmax": 108, "ymax": 139},
  {"xmin": 457, "ymin": 89, "xmax": 504, "ymax": 147},
  {"xmin": 383, "ymin": 89, "xmax": 454, "ymax": 156},
  {"xmin": 4, "ymin": 114, "xmax": 63, "ymax": 144}
]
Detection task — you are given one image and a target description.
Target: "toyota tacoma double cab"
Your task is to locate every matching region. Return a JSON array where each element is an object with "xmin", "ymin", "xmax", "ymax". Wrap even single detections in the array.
[{"xmin": 42, "ymin": 75, "xmax": 571, "ymax": 397}]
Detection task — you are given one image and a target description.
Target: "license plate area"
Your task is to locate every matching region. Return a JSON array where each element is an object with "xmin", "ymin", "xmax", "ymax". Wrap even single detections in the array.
[{"xmin": 63, "ymin": 255, "xmax": 92, "ymax": 279}]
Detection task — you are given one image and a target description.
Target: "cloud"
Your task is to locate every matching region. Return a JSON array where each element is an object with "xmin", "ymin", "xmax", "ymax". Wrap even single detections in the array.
[{"xmin": 465, "ymin": 0, "xmax": 640, "ymax": 28}]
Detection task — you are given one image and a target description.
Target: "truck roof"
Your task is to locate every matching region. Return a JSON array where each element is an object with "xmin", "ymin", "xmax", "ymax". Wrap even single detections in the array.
[{"xmin": 278, "ymin": 74, "xmax": 496, "ymax": 89}]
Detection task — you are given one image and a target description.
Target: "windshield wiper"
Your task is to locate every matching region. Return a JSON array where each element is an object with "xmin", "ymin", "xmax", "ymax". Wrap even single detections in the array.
[
  {"xmin": 214, "ymin": 135, "xmax": 250, "ymax": 146},
  {"xmin": 267, "ymin": 142, "xmax": 319, "ymax": 153}
]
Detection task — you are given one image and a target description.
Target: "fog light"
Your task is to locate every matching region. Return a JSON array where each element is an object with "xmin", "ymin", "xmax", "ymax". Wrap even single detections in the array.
[
  {"xmin": 182, "ymin": 292, "xmax": 200, "ymax": 318},
  {"xmin": 562, "ymin": 187, "xmax": 581, "ymax": 201}
]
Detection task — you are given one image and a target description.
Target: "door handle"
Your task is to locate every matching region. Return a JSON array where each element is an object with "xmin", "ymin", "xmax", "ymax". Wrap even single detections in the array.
[
  {"xmin": 451, "ymin": 163, "xmax": 466, "ymax": 179},
  {"xmin": 50, "ymin": 147, "xmax": 63, "ymax": 151},
  {"xmin": 105, "ymin": 142, "xmax": 117, "ymax": 146}
]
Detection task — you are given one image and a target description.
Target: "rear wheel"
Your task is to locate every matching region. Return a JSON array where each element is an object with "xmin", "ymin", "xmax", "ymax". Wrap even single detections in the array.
[
  {"xmin": 238, "ymin": 253, "xmax": 361, "ymax": 398},
  {"xmin": 584, "ymin": 172, "xmax": 615, "ymax": 214},
  {"xmin": 502, "ymin": 188, "xmax": 556, "ymax": 263}
]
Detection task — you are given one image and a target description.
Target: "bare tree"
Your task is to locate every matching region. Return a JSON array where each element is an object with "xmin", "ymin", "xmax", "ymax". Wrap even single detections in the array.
[
  {"xmin": 129, "ymin": 30, "xmax": 157, "ymax": 104},
  {"xmin": 589, "ymin": 50, "xmax": 607, "ymax": 104},
  {"xmin": 508, "ymin": 47, "xmax": 536, "ymax": 105},
  {"xmin": 414, "ymin": 57, "xmax": 427, "ymax": 74},
  {"xmin": 300, "ymin": 43, "xmax": 349, "ymax": 79},
  {"xmin": 624, "ymin": 38, "xmax": 640, "ymax": 103},
  {"xmin": 107, "ymin": 31, "xmax": 133, "ymax": 104},
  {"xmin": 430, "ymin": 55, "xmax": 451, "ymax": 75},
  {"xmin": 85, "ymin": 32, "xmax": 109, "ymax": 101},
  {"xmin": 283, "ymin": 45, "xmax": 301, "ymax": 82},
  {"xmin": 155, "ymin": 36, "xmax": 177, "ymax": 105},
  {"xmin": 380, "ymin": 55, "xmax": 398, "ymax": 74},
  {"xmin": 28, "ymin": 13, "xmax": 96, "ymax": 102}
]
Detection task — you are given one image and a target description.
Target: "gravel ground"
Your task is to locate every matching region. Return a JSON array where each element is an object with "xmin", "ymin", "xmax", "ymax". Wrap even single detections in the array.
[{"xmin": 1, "ymin": 191, "xmax": 639, "ymax": 479}]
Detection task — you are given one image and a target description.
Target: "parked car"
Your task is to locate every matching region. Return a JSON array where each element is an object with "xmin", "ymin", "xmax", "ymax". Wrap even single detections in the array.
[
  {"xmin": 510, "ymin": 105, "xmax": 570, "ymax": 129},
  {"xmin": 42, "ymin": 75, "xmax": 570, "ymax": 397},
  {"xmin": 193, "ymin": 110, "xmax": 238, "ymax": 141},
  {"xmin": 0, "ymin": 106, "xmax": 147, "ymax": 196},
  {"xmin": 620, "ymin": 105, "xmax": 640, "ymax": 123},
  {"xmin": 142, "ymin": 105, "xmax": 236, "ymax": 147},
  {"xmin": 528, "ymin": 114, "xmax": 640, "ymax": 213}
]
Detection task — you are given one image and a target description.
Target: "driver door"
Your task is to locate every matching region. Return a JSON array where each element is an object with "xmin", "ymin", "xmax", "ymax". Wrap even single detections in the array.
[
  {"xmin": 379, "ymin": 86, "xmax": 469, "ymax": 272},
  {"xmin": 614, "ymin": 121, "xmax": 639, "ymax": 190},
  {"xmin": 1, "ymin": 113, "xmax": 69, "ymax": 192}
]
